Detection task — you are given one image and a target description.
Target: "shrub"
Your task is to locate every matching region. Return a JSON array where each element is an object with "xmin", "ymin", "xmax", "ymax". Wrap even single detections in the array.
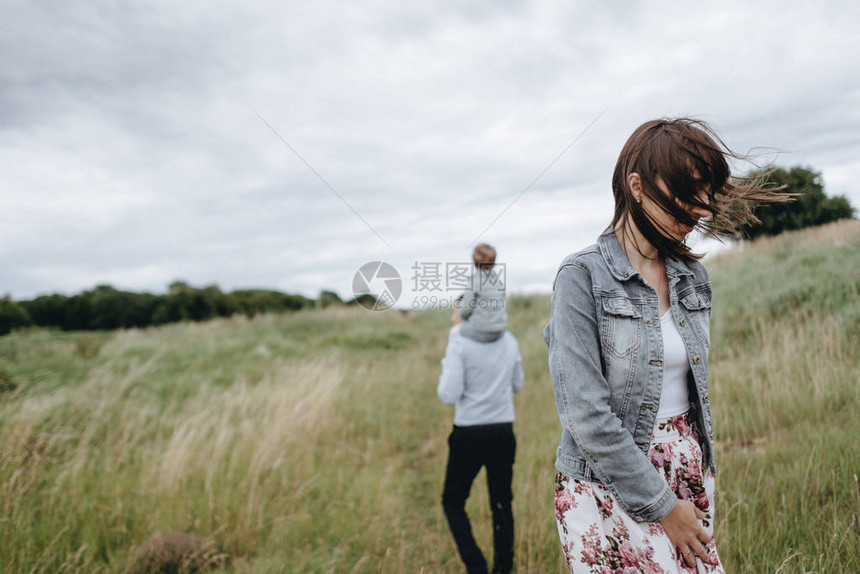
[
  {"xmin": 128, "ymin": 531, "xmax": 228, "ymax": 574},
  {"xmin": 737, "ymin": 166, "xmax": 855, "ymax": 239}
]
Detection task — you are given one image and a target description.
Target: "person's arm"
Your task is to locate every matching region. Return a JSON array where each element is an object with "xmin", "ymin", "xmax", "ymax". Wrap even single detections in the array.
[
  {"xmin": 458, "ymin": 289, "xmax": 476, "ymax": 321},
  {"xmin": 437, "ymin": 338, "xmax": 465, "ymax": 405},
  {"xmin": 510, "ymin": 337, "xmax": 524, "ymax": 394},
  {"xmin": 547, "ymin": 262, "xmax": 675, "ymax": 523}
]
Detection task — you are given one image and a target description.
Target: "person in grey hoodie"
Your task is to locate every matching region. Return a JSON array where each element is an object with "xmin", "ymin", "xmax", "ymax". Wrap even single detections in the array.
[
  {"xmin": 458, "ymin": 243, "xmax": 507, "ymax": 343},
  {"xmin": 439, "ymin": 301, "xmax": 524, "ymax": 574}
]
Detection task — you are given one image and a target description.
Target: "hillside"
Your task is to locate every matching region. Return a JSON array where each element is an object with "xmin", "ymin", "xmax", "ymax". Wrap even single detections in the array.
[{"xmin": 0, "ymin": 220, "xmax": 857, "ymax": 573}]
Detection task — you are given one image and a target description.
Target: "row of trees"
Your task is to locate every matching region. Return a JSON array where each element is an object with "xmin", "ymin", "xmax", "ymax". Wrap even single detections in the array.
[
  {"xmin": 1, "ymin": 167, "xmax": 854, "ymax": 336},
  {"xmin": 0, "ymin": 282, "xmax": 368, "ymax": 336}
]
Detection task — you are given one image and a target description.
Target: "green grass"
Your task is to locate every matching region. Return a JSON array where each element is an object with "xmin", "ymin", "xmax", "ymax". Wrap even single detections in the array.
[
  {"xmin": 0, "ymin": 220, "xmax": 858, "ymax": 573},
  {"xmin": 706, "ymin": 220, "xmax": 860, "ymax": 573}
]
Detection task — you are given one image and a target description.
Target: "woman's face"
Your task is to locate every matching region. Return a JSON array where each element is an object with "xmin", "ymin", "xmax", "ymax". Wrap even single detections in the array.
[{"xmin": 632, "ymin": 173, "xmax": 711, "ymax": 241}]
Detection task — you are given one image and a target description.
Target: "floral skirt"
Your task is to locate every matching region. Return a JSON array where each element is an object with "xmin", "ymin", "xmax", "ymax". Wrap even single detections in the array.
[{"xmin": 554, "ymin": 410, "xmax": 724, "ymax": 573}]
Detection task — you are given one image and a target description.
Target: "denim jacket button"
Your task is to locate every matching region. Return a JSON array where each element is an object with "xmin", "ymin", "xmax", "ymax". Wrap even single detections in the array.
[
  {"xmin": 679, "ymin": 318, "xmax": 686, "ymax": 327},
  {"xmin": 693, "ymin": 356, "xmax": 701, "ymax": 365}
]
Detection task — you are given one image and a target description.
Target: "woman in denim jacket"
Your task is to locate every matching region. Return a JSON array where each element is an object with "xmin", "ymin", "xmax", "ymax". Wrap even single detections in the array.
[{"xmin": 545, "ymin": 118, "xmax": 784, "ymax": 573}]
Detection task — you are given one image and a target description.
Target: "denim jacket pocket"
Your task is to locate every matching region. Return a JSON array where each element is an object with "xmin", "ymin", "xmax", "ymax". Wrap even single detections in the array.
[
  {"xmin": 680, "ymin": 291, "xmax": 711, "ymax": 348},
  {"xmin": 600, "ymin": 296, "xmax": 641, "ymax": 359}
]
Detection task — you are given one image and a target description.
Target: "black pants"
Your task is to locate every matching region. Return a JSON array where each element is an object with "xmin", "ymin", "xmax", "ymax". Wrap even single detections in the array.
[{"xmin": 442, "ymin": 423, "xmax": 516, "ymax": 574}]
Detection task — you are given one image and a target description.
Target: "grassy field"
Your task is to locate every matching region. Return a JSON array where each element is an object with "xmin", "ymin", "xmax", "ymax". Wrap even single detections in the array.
[{"xmin": 1, "ymin": 220, "xmax": 858, "ymax": 573}]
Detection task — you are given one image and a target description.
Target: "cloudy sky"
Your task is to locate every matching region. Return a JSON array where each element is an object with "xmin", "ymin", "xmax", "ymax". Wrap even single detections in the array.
[{"xmin": 3, "ymin": 1, "xmax": 859, "ymax": 305}]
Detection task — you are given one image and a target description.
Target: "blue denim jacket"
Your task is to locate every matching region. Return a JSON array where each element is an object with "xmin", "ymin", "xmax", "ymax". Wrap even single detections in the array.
[{"xmin": 543, "ymin": 229, "xmax": 715, "ymax": 523}]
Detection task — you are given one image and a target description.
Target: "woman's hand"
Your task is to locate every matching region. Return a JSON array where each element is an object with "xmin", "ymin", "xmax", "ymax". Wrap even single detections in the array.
[{"xmin": 659, "ymin": 499, "xmax": 714, "ymax": 567}]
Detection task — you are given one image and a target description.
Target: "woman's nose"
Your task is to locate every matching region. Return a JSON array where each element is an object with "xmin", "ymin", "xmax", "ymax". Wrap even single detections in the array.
[
  {"xmin": 690, "ymin": 204, "xmax": 710, "ymax": 218},
  {"xmin": 690, "ymin": 191, "xmax": 711, "ymax": 217}
]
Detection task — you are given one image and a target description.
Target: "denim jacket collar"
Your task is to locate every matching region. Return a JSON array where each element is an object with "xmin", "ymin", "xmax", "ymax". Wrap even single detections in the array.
[{"xmin": 598, "ymin": 229, "xmax": 695, "ymax": 282}]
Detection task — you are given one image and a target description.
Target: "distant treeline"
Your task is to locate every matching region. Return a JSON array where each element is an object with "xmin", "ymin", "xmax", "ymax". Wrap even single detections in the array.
[
  {"xmin": 0, "ymin": 282, "xmax": 363, "ymax": 336},
  {"xmin": 2, "ymin": 166, "xmax": 853, "ymax": 337}
]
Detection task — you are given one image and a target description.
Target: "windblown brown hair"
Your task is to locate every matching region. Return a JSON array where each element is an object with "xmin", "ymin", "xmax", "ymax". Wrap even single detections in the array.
[
  {"xmin": 611, "ymin": 117, "xmax": 789, "ymax": 262},
  {"xmin": 473, "ymin": 243, "xmax": 497, "ymax": 269}
]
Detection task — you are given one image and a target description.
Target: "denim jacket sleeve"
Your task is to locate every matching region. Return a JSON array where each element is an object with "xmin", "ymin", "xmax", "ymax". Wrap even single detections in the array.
[{"xmin": 547, "ymin": 261, "xmax": 676, "ymax": 523}]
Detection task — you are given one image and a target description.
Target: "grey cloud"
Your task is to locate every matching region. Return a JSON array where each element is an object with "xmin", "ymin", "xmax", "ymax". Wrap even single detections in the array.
[{"xmin": 2, "ymin": 1, "xmax": 859, "ymax": 301}]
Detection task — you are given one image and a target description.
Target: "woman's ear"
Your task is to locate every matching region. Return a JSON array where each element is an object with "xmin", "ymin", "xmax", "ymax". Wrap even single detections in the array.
[{"xmin": 627, "ymin": 172, "xmax": 643, "ymax": 204}]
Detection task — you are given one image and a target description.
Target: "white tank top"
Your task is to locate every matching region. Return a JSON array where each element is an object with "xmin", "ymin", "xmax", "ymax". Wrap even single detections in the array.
[{"xmin": 657, "ymin": 308, "xmax": 691, "ymax": 418}]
